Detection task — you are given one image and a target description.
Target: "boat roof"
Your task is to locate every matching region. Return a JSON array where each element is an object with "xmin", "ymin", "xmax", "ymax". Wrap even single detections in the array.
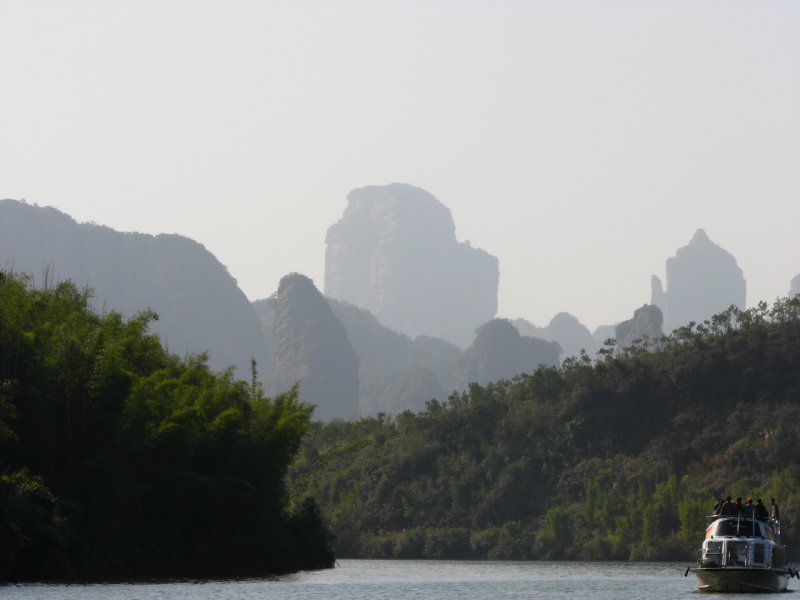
[{"xmin": 706, "ymin": 517, "xmax": 777, "ymax": 540}]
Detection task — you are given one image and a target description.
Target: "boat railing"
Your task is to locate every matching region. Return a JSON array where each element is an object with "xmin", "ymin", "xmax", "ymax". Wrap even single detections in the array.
[{"xmin": 705, "ymin": 512, "xmax": 772, "ymax": 525}]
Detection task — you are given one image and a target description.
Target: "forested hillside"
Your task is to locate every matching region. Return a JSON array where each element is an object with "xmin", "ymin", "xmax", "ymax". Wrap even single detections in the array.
[
  {"xmin": 0, "ymin": 272, "xmax": 333, "ymax": 581},
  {"xmin": 290, "ymin": 298, "xmax": 800, "ymax": 561}
]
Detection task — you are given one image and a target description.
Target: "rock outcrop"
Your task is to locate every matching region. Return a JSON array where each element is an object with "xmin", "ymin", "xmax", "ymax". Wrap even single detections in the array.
[
  {"xmin": 650, "ymin": 275, "xmax": 666, "ymax": 315},
  {"xmin": 324, "ymin": 183, "xmax": 499, "ymax": 348},
  {"xmin": 790, "ymin": 274, "xmax": 800, "ymax": 298},
  {"xmin": 267, "ymin": 274, "xmax": 359, "ymax": 421},
  {"xmin": 453, "ymin": 319, "xmax": 560, "ymax": 386},
  {"xmin": 0, "ymin": 199, "xmax": 268, "ymax": 377},
  {"xmin": 614, "ymin": 304, "xmax": 664, "ymax": 349},
  {"xmin": 654, "ymin": 229, "xmax": 746, "ymax": 332}
]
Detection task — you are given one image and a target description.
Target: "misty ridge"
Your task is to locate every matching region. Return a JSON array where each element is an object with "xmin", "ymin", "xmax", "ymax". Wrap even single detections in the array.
[{"xmin": 0, "ymin": 186, "xmax": 796, "ymax": 420}]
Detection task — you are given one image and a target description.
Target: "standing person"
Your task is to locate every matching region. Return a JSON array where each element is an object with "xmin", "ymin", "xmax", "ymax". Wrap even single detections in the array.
[
  {"xmin": 713, "ymin": 497, "xmax": 724, "ymax": 515},
  {"xmin": 770, "ymin": 498, "xmax": 781, "ymax": 521},
  {"xmin": 770, "ymin": 498, "xmax": 781, "ymax": 535},
  {"xmin": 734, "ymin": 497, "xmax": 744, "ymax": 515},
  {"xmin": 755, "ymin": 499, "xmax": 769, "ymax": 520},
  {"xmin": 744, "ymin": 497, "xmax": 754, "ymax": 517},
  {"xmin": 720, "ymin": 496, "xmax": 737, "ymax": 516}
]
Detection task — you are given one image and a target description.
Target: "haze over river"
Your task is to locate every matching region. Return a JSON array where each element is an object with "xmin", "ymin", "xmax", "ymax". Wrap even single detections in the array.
[{"xmin": 2, "ymin": 559, "xmax": 777, "ymax": 599}]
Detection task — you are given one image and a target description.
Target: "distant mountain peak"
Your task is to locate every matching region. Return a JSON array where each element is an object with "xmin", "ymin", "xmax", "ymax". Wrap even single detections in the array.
[
  {"xmin": 325, "ymin": 183, "xmax": 499, "ymax": 347},
  {"xmin": 660, "ymin": 229, "xmax": 746, "ymax": 331},
  {"xmin": 690, "ymin": 228, "xmax": 710, "ymax": 245}
]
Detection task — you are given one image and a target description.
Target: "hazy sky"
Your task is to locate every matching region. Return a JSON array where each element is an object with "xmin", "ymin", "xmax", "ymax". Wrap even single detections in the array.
[{"xmin": 2, "ymin": 0, "xmax": 798, "ymax": 331}]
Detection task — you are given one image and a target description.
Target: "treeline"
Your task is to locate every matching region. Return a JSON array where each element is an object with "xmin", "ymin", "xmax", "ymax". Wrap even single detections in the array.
[
  {"xmin": 289, "ymin": 298, "xmax": 800, "ymax": 561},
  {"xmin": 0, "ymin": 272, "xmax": 333, "ymax": 581}
]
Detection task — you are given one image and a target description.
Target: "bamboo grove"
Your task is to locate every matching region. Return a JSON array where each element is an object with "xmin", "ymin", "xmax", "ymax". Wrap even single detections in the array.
[{"xmin": 0, "ymin": 272, "xmax": 334, "ymax": 581}]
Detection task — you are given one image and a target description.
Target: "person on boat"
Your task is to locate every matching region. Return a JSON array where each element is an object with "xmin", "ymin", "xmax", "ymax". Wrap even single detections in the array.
[
  {"xmin": 755, "ymin": 498, "xmax": 769, "ymax": 520},
  {"xmin": 713, "ymin": 497, "xmax": 724, "ymax": 515},
  {"xmin": 734, "ymin": 497, "xmax": 744, "ymax": 514},
  {"xmin": 770, "ymin": 498, "xmax": 781, "ymax": 521},
  {"xmin": 719, "ymin": 496, "xmax": 737, "ymax": 516},
  {"xmin": 744, "ymin": 496, "xmax": 754, "ymax": 516},
  {"xmin": 770, "ymin": 498, "xmax": 782, "ymax": 534}
]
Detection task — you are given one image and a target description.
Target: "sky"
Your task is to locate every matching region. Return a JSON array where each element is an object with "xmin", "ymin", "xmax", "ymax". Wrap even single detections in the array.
[{"xmin": 1, "ymin": 0, "xmax": 798, "ymax": 332}]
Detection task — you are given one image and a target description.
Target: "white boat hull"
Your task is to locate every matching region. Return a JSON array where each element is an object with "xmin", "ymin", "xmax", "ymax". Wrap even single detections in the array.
[{"xmin": 695, "ymin": 567, "xmax": 791, "ymax": 593}]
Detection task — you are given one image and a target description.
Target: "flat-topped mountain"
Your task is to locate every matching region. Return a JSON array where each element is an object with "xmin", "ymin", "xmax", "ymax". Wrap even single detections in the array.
[
  {"xmin": 652, "ymin": 229, "xmax": 746, "ymax": 332},
  {"xmin": 324, "ymin": 183, "xmax": 499, "ymax": 347},
  {"xmin": 0, "ymin": 199, "xmax": 268, "ymax": 377}
]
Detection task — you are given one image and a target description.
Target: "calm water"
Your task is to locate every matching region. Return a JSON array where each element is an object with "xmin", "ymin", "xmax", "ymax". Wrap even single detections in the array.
[{"xmin": 1, "ymin": 559, "xmax": 792, "ymax": 599}]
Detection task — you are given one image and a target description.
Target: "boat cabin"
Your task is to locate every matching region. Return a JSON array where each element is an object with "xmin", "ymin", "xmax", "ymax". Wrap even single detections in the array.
[{"xmin": 701, "ymin": 517, "xmax": 784, "ymax": 569}]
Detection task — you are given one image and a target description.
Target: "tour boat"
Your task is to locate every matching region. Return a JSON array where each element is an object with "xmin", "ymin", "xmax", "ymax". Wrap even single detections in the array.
[{"xmin": 686, "ymin": 512, "xmax": 797, "ymax": 593}]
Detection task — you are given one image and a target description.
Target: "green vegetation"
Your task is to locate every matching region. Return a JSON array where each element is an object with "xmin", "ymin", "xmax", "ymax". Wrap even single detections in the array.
[
  {"xmin": 290, "ymin": 298, "xmax": 800, "ymax": 561},
  {"xmin": 0, "ymin": 272, "xmax": 333, "ymax": 581}
]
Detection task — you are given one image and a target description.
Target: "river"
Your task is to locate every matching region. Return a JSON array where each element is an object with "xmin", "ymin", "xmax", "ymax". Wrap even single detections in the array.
[{"xmin": 0, "ymin": 559, "xmax": 781, "ymax": 599}]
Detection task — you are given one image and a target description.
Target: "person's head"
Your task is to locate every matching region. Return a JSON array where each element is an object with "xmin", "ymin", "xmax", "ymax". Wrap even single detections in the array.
[
  {"xmin": 771, "ymin": 498, "xmax": 776, "ymax": 503},
  {"xmin": 746, "ymin": 496, "xmax": 753, "ymax": 503},
  {"xmin": 757, "ymin": 499, "xmax": 764, "ymax": 505},
  {"xmin": 736, "ymin": 497, "xmax": 742, "ymax": 503},
  {"xmin": 726, "ymin": 496, "xmax": 732, "ymax": 502}
]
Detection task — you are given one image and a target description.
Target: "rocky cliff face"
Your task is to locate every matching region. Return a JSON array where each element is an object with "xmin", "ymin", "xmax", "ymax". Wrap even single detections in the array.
[
  {"xmin": 655, "ymin": 229, "xmax": 746, "ymax": 332},
  {"xmin": 614, "ymin": 304, "xmax": 664, "ymax": 349},
  {"xmin": 268, "ymin": 274, "xmax": 359, "ymax": 421},
  {"xmin": 790, "ymin": 273, "xmax": 800, "ymax": 298},
  {"xmin": 324, "ymin": 183, "xmax": 499, "ymax": 348},
  {"xmin": 453, "ymin": 319, "xmax": 560, "ymax": 386},
  {"xmin": 0, "ymin": 199, "xmax": 268, "ymax": 377}
]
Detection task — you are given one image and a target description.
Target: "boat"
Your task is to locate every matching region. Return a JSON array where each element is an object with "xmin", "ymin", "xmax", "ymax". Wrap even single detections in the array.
[{"xmin": 685, "ymin": 509, "xmax": 798, "ymax": 593}]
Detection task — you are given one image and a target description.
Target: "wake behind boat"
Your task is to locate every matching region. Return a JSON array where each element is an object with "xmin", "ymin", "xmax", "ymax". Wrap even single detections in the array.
[{"xmin": 686, "ymin": 500, "xmax": 797, "ymax": 593}]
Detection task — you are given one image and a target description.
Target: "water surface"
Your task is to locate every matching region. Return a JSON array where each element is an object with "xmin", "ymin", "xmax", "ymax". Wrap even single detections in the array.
[{"xmin": 2, "ymin": 559, "xmax": 789, "ymax": 599}]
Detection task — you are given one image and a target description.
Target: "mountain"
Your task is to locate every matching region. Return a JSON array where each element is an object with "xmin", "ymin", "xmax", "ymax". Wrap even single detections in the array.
[
  {"xmin": 614, "ymin": 304, "xmax": 664, "ymax": 349},
  {"xmin": 791, "ymin": 273, "xmax": 800, "ymax": 298},
  {"xmin": 327, "ymin": 299, "xmax": 460, "ymax": 415},
  {"xmin": 652, "ymin": 229, "xmax": 746, "ymax": 332},
  {"xmin": 512, "ymin": 312, "xmax": 598, "ymax": 361},
  {"xmin": 452, "ymin": 319, "xmax": 560, "ymax": 386},
  {"xmin": 324, "ymin": 183, "xmax": 499, "ymax": 347},
  {"xmin": 592, "ymin": 323, "xmax": 617, "ymax": 349},
  {"xmin": 256, "ymin": 286, "xmax": 564, "ymax": 417},
  {"xmin": 267, "ymin": 274, "xmax": 359, "ymax": 421},
  {"xmin": 0, "ymin": 199, "xmax": 267, "ymax": 377},
  {"xmin": 256, "ymin": 290, "xmax": 463, "ymax": 416}
]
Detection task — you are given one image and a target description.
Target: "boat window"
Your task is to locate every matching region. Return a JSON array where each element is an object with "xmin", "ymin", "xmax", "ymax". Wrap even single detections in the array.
[
  {"xmin": 705, "ymin": 541, "xmax": 723, "ymax": 555},
  {"xmin": 704, "ymin": 541, "xmax": 723, "ymax": 567},
  {"xmin": 753, "ymin": 543, "xmax": 766, "ymax": 565},
  {"xmin": 716, "ymin": 519, "xmax": 761, "ymax": 537},
  {"xmin": 726, "ymin": 542, "xmax": 748, "ymax": 567}
]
